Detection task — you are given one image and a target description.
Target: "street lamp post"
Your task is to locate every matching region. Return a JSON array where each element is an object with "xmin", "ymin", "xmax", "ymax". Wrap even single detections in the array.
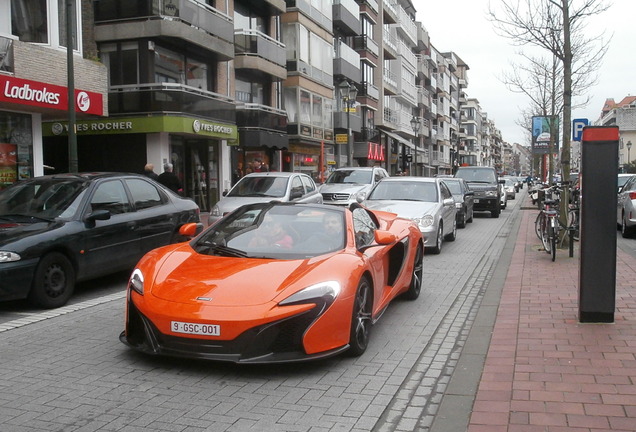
[
  {"xmin": 338, "ymin": 81, "xmax": 358, "ymax": 167},
  {"xmin": 410, "ymin": 116, "xmax": 421, "ymax": 176}
]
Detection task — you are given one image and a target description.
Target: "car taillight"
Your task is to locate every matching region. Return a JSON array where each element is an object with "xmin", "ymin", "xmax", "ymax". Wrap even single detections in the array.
[{"xmin": 629, "ymin": 191, "xmax": 636, "ymax": 200}]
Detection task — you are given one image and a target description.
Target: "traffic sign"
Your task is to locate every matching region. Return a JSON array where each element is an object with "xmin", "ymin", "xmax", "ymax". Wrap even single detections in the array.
[{"xmin": 572, "ymin": 118, "xmax": 589, "ymax": 142}]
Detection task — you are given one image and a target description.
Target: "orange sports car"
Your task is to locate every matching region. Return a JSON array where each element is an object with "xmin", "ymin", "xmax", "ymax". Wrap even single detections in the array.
[{"xmin": 120, "ymin": 202, "xmax": 424, "ymax": 363}]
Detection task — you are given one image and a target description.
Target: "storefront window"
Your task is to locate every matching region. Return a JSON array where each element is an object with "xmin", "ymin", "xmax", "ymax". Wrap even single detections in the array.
[{"xmin": 0, "ymin": 110, "xmax": 33, "ymax": 189}]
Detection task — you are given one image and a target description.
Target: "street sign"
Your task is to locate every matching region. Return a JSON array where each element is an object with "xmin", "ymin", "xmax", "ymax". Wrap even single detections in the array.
[
  {"xmin": 572, "ymin": 118, "xmax": 589, "ymax": 142},
  {"xmin": 335, "ymin": 134, "xmax": 348, "ymax": 143}
]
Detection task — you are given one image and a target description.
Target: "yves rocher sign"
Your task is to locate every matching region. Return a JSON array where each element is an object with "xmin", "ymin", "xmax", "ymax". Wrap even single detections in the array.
[{"xmin": 0, "ymin": 75, "xmax": 103, "ymax": 116}]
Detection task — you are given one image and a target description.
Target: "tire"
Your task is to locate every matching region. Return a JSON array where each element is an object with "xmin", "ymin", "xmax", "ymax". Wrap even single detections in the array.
[
  {"xmin": 622, "ymin": 214, "xmax": 635, "ymax": 238},
  {"xmin": 28, "ymin": 252, "xmax": 75, "ymax": 309},
  {"xmin": 445, "ymin": 218, "xmax": 457, "ymax": 241},
  {"xmin": 429, "ymin": 224, "xmax": 443, "ymax": 255},
  {"xmin": 403, "ymin": 244, "xmax": 423, "ymax": 300},
  {"xmin": 347, "ymin": 277, "xmax": 373, "ymax": 357},
  {"xmin": 458, "ymin": 208, "xmax": 467, "ymax": 228},
  {"xmin": 550, "ymin": 225, "xmax": 557, "ymax": 261},
  {"xmin": 491, "ymin": 206, "xmax": 500, "ymax": 218},
  {"xmin": 535, "ymin": 213, "xmax": 543, "ymax": 240}
]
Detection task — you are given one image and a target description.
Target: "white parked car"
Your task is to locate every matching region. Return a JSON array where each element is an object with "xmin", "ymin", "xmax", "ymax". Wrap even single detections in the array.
[
  {"xmin": 319, "ymin": 166, "xmax": 389, "ymax": 206},
  {"xmin": 208, "ymin": 172, "xmax": 322, "ymax": 225}
]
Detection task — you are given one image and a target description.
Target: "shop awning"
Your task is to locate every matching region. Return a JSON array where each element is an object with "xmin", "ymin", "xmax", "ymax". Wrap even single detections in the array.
[{"xmin": 383, "ymin": 130, "xmax": 415, "ymax": 150}]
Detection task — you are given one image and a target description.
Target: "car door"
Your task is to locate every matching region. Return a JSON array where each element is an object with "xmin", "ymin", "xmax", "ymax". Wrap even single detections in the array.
[
  {"xmin": 124, "ymin": 177, "xmax": 176, "ymax": 253},
  {"xmin": 81, "ymin": 179, "xmax": 142, "ymax": 278},
  {"xmin": 462, "ymin": 180, "xmax": 474, "ymax": 214},
  {"xmin": 618, "ymin": 176, "xmax": 636, "ymax": 223},
  {"xmin": 299, "ymin": 174, "xmax": 323, "ymax": 203},
  {"xmin": 438, "ymin": 181, "xmax": 456, "ymax": 235}
]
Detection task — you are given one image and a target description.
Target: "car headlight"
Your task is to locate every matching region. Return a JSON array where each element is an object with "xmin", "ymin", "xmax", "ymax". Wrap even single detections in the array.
[
  {"xmin": 0, "ymin": 251, "xmax": 21, "ymax": 262},
  {"xmin": 455, "ymin": 202, "xmax": 462, "ymax": 209},
  {"xmin": 485, "ymin": 190, "xmax": 497, "ymax": 197},
  {"xmin": 412, "ymin": 215, "xmax": 434, "ymax": 228},
  {"xmin": 210, "ymin": 205, "xmax": 222, "ymax": 217},
  {"xmin": 279, "ymin": 281, "xmax": 341, "ymax": 309},
  {"xmin": 129, "ymin": 268, "xmax": 144, "ymax": 295}
]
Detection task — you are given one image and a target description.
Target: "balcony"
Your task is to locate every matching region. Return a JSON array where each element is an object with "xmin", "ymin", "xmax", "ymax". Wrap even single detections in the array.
[
  {"xmin": 333, "ymin": 109, "xmax": 362, "ymax": 132},
  {"xmin": 382, "ymin": 33, "xmax": 398, "ymax": 60},
  {"xmin": 94, "ymin": 0, "xmax": 234, "ymax": 60},
  {"xmin": 236, "ymin": 103, "xmax": 288, "ymax": 148},
  {"xmin": 108, "ymin": 83, "xmax": 235, "ymax": 123},
  {"xmin": 333, "ymin": 0, "xmax": 361, "ymax": 36},
  {"xmin": 383, "ymin": 0, "xmax": 398, "ymax": 24},
  {"xmin": 359, "ymin": 81, "xmax": 380, "ymax": 100},
  {"xmin": 396, "ymin": 6, "xmax": 417, "ymax": 46},
  {"xmin": 353, "ymin": 35, "xmax": 379, "ymax": 58},
  {"xmin": 355, "ymin": 0, "xmax": 378, "ymax": 14},
  {"xmin": 285, "ymin": 0, "xmax": 332, "ymax": 32},
  {"xmin": 382, "ymin": 68, "xmax": 398, "ymax": 95},
  {"xmin": 334, "ymin": 40, "xmax": 361, "ymax": 83},
  {"xmin": 234, "ymin": 30, "xmax": 286, "ymax": 79}
]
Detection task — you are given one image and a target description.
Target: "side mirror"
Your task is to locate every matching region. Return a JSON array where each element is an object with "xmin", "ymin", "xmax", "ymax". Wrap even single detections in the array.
[
  {"xmin": 84, "ymin": 209, "xmax": 111, "ymax": 228},
  {"xmin": 374, "ymin": 229, "xmax": 397, "ymax": 245},
  {"xmin": 290, "ymin": 190, "xmax": 303, "ymax": 200},
  {"xmin": 179, "ymin": 222, "xmax": 203, "ymax": 238},
  {"xmin": 443, "ymin": 198, "xmax": 455, "ymax": 206}
]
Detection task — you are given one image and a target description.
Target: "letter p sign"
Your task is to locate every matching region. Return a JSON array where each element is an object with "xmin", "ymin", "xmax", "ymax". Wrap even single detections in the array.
[{"xmin": 572, "ymin": 118, "xmax": 589, "ymax": 142}]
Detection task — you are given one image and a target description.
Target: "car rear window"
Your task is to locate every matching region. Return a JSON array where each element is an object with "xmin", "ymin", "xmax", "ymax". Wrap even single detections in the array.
[{"xmin": 456, "ymin": 168, "xmax": 496, "ymax": 183}]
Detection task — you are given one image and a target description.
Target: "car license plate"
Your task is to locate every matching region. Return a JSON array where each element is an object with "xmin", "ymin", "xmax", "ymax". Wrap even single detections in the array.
[
  {"xmin": 474, "ymin": 199, "xmax": 480, "ymax": 203},
  {"xmin": 171, "ymin": 321, "xmax": 220, "ymax": 336}
]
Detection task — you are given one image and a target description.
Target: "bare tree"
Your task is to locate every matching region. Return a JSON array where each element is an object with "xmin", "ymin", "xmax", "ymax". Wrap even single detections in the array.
[
  {"xmin": 488, "ymin": 0, "xmax": 611, "ymax": 236},
  {"xmin": 488, "ymin": 0, "xmax": 611, "ymax": 184}
]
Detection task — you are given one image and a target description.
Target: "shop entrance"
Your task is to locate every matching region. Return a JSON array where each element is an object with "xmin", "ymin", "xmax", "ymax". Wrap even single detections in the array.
[{"xmin": 170, "ymin": 138, "xmax": 219, "ymax": 212}]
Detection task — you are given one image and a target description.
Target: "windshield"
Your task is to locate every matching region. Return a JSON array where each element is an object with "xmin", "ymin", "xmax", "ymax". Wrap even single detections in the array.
[
  {"xmin": 0, "ymin": 178, "xmax": 88, "ymax": 220},
  {"xmin": 326, "ymin": 169, "xmax": 372, "ymax": 184},
  {"xmin": 195, "ymin": 204, "xmax": 346, "ymax": 259},
  {"xmin": 367, "ymin": 181, "xmax": 438, "ymax": 202},
  {"xmin": 443, "ymin": 180, "xmax": 462, "ymax": 195},
  {"xmin": 455, "ymin": 168, "xmax": 496, "ymax": 183},
  {"xmin": 227, "ymin": 176, "xmax": 289, "ymax": 198}
]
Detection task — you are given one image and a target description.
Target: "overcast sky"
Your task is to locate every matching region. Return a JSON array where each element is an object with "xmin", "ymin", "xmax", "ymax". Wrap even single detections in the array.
[{"xmin": 415, "ymin": 0, "xmax": 635, "ymax": 146}]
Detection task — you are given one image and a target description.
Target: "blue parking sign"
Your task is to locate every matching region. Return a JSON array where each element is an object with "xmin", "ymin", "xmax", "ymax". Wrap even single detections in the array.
[{"xmin": 572, "ymin": 118, "xmax": 589, "ymax": 141}]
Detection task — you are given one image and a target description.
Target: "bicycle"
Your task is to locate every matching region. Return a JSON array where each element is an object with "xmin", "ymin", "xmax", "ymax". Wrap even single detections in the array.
[
  {"xmin": 535, "ymin": 185, "xmax": 580, "ymax": 261},
  {"xmin": 534, "ymin": 193, "xmax": 561, "ymax": 261}
]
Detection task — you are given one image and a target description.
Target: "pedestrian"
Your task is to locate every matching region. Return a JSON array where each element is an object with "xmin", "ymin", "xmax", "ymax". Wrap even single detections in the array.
[
  {"xmin": 157, "ymin": 163, "xmax": 182, "ymax": 194},
  {"xmin": 252, "ymin": 158, "xmax": 269, "ymax": 172},
  {"xmin": 143, "ymin": 163, "xmax": 159, "ymax": 180}
]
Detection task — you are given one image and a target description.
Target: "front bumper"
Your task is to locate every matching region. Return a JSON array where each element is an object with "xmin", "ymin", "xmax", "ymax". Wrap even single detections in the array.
[
  {"xmin": 121, "ymin": 299, "xmax": 348, "ymax": 364},
  {"xmin": 0, "ymin": 258, "xmax": 39, "ymax": 302},
  {"xmin": 472, "ymin": 196, "xmax": 499, "ymax": 211}
]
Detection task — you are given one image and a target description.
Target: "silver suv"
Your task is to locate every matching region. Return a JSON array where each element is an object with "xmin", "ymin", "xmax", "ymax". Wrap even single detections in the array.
[{"xmin": 320, "ymin": 167, "xmax": 390, "ymax": 206}]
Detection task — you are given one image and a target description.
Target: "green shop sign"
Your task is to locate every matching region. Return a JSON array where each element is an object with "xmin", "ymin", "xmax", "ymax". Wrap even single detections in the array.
[{"xmin": 43, "ymin": 116, "xmax": 238, "ymax": 143}]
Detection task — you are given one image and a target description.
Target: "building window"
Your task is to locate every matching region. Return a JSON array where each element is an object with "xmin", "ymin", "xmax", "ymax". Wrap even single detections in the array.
[{"xmin": 11, "ymin": 0, "xmax": 80, "ymax": 50}]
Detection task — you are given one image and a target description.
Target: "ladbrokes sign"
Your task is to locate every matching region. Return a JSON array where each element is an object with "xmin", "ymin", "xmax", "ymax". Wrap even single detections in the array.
[{"xmin": 0, "ymin": 75, "xmax": 103, "ymax": 116}]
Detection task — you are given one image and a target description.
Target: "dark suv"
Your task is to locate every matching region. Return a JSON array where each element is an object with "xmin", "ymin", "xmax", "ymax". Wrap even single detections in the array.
[{"xmin": 454, "ymin": 166, "xmax": 503, "ymax": 218}]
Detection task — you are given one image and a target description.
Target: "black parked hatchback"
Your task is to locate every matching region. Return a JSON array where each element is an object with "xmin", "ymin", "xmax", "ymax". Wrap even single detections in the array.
[{"xmin": 0, "ymin": 173, "xmax": 201, "ymax": 308}]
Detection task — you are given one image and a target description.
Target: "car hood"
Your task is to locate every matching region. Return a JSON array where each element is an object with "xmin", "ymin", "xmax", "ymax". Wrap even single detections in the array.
[
  {"xmin": 464, "ymin": 182, "xmax": 497, "ymax": 191},
  {"xmin": 363, "ymin": 200, "xmax": 439, "ymax": 218},
  {"xmin": 0, "ymin": 219, "xmax": 60, "ymax": 245},
  {"xmin": 215, "ymin": 196, "xmax": 285, "ymax": 214},
  {"xmin": 148, "ymin": 245, "xmax": 336, "ymax": 307},
  {"xmin": 320, "ymin": 183, "xmax": 371, "ymax": 195}
]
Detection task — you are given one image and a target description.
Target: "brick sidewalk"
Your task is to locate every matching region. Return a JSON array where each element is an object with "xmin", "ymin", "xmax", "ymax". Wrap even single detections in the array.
[{"xmin": 468, "ymin": 205, "xmax": 636, "ymax": 432}]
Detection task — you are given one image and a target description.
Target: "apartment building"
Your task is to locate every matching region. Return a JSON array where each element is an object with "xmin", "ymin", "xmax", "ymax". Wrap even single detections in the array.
[
  {"xmin": 596, "ymin": 96, "xmax": 636, "ymax": 170},
  {"xmin": 0, "ymin": 0, "xmax": 108, "ymax": 190}
]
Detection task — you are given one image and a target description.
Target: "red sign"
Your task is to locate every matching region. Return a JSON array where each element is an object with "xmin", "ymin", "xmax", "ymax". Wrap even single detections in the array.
[
  {"xmin": 0, "ymin": 75, "xmax": 104, "ymax": 116},
  {"xmin": 367, "ymin": 143, "xmax": 385, "ymax": 161}
]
